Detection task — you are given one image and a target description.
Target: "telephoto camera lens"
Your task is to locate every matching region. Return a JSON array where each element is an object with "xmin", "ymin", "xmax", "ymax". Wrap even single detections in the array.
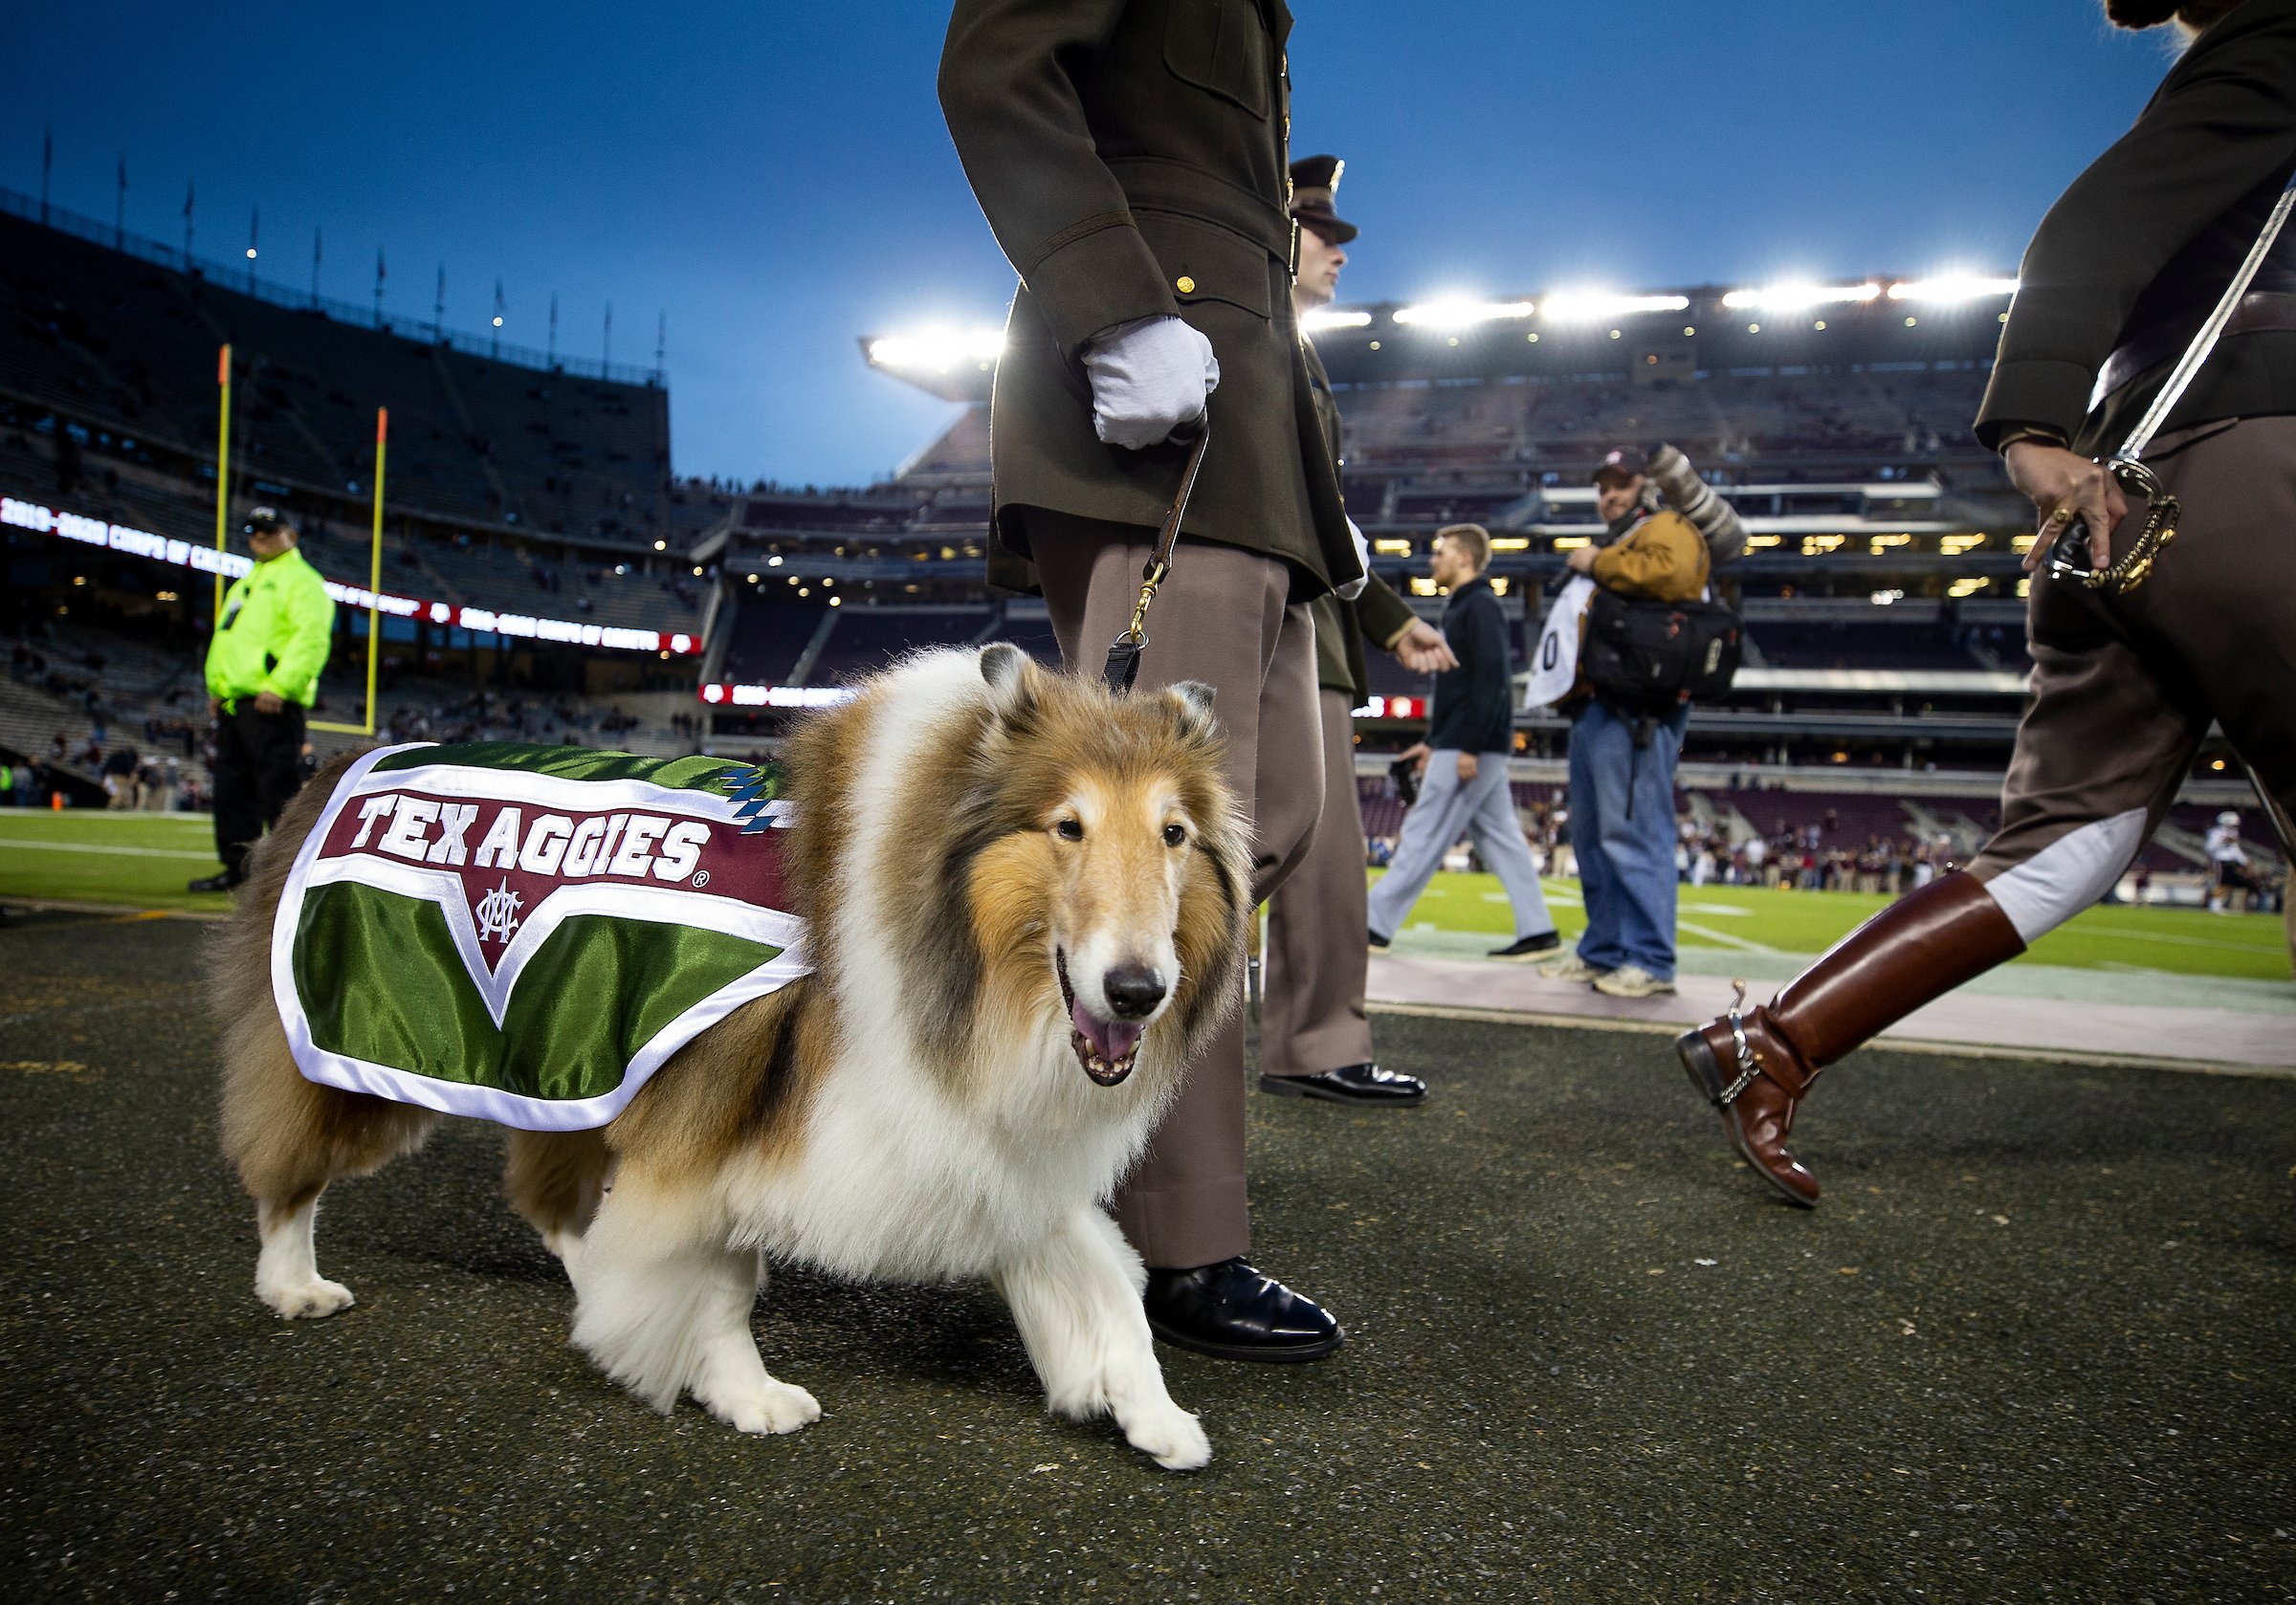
[{"xmin": 1645, "ymin": 443, "xmax": 1748, "ymax": 564}]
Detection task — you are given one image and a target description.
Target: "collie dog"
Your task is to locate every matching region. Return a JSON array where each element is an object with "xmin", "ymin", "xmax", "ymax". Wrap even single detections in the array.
[{"xmin": 211, "ymin": 645, "xmax": 1249, "ymax": 1469}]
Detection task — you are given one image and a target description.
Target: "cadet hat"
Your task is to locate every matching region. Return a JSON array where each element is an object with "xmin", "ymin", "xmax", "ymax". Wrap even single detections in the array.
[
  {"xmin": 1591, "ymin": 450, "xmax": 1645, "ymax": 488},
  {"xmin": 1289, "ymin": 154, "xmax": 1358, "ymax": 245}
]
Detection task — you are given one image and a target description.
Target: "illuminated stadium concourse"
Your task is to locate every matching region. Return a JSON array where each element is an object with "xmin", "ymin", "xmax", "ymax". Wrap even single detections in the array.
[{"xmin": 0, "ymin": 188, "xmax": 2272, "ymax": 886}]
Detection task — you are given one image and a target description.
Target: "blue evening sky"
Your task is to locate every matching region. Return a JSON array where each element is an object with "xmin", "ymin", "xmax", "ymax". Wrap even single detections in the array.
[{"xmin": 6, "ymin": 2, "xmax": 2175, "ymax": 488}]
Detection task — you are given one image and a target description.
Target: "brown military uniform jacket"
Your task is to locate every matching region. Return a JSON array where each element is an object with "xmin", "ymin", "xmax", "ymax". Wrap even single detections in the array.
[
  {"xmin": 1299, "ymin": 334, "xmax": 1416, "ymax": 697},
  {"xmin": 1976, "ymin": 0, "xmax": 2296, "ymax": 454},
  {"xmin": 939, "ymin": 0, "xmax": 1360, "ymax": 600}
]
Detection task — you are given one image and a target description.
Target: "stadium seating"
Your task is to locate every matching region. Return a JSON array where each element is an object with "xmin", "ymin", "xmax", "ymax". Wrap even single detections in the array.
[
  {"xmin": 802, "ymin": 607, "xmax": 993, "ymax": 684},
  {"xmin": 7, "ymin": 201, "xmax": 2258, "ymax": 873},
  {"xmin": 0, "ymin": 209, "xmax": 689, "ymax": 543}
]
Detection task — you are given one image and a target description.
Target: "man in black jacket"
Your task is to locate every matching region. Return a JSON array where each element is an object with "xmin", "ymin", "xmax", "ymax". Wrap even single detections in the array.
[
  {"xmin": 1365, "ymin": 524, "xmax": 1558, "ymax": 957},
  {"xmin": 1677, "ymin": 0, "xmax": 2296, "ymax": 1211}
]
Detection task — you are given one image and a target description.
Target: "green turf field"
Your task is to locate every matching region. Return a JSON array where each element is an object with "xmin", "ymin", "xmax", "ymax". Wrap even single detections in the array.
[
  {"xmin": 1376, "ymin": 868, "xmax": 2296, "ymax": 982},
  {"xmin": 2, "ymin": 810, "xmax": 2287, "ymax": 981},
  {"xmin": 0, "ymin": 809, "xmax": 232, "ymax": 913}
]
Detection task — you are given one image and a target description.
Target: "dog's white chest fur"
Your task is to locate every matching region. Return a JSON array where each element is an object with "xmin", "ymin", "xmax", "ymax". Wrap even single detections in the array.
[
  {"xmin": 728, "ymin": 1057, "xmax": 1157, "ymax": 1281},
  {"xmin": 728, "ymin": 653, "xmax": 1166, "ymax": 1281}
]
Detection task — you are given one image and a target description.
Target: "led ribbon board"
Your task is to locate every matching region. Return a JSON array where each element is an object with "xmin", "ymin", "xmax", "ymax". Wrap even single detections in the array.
[{"xmin": 3, "ymin": 495, "xmax": 700, "ymax": 656}]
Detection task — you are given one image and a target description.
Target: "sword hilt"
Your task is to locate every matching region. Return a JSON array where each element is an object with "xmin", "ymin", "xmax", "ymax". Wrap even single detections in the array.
[{"xmin": 2042, "ymin": 456, "xmax": 2178, "ymax": 596}]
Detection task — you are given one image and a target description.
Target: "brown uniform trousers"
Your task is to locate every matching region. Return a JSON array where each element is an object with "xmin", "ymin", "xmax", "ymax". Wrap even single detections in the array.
[
  {"xmin": 1025, "ymin": 510, "xmax": 1323, "ymax": 1269},
  {"xmin": 1967, "ymin": 416, "xmax": 2296, "ymax": 936},
  {"xmin": 1259, "ymin": 688, "xmax": 1376, "ymax": 1077}
]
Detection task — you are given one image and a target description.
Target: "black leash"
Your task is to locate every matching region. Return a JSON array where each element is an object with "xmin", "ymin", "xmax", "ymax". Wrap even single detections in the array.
[{"xmin": 1101, "ymin": 416, "xmax": 1210, "ymax": 693}]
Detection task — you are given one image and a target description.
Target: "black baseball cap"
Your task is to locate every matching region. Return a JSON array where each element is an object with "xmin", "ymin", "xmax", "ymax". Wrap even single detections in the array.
[
  {"xmin": 1591, "ymin": 450, "xmax": 1643, "ymax": 487},
  {"xmin": 244, "ymin": 505, "xmax": 289, "ymax": 535}
]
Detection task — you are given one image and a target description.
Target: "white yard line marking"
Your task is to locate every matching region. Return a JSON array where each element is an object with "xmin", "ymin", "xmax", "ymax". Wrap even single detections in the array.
[
  {"xmin": 1676, "ymin": 918, "xmax": 1779, "ymax": 955},
  {"xmin": 0, "ymin": 839, "xmax": 216, "ymax": 862},
  {"xmin": 2060, "ymin": 927, "xmax": 2284, "ymax": 956},
  {"xmin": 0, "ymin": 812, "xmax": 212, "ymax": 824},
  {"xmin": 1684, "ymin": 902, "xmax": 1755, "ymax": 916}
]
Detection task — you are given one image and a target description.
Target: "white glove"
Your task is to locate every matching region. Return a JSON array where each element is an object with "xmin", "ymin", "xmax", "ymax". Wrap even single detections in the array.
[
  {"xmin": 1081, "ymin": 316, "xmax": 1219, "ymax": 449},
  {"xmin": 1336, "ymin": 516, "xmax": 1370, "ymax": 601}
]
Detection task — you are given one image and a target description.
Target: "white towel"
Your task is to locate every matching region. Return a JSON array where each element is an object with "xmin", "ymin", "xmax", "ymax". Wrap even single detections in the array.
[{"xmin": 1523, "ymin": 575, "xmax": 1594, "ymax": 711}]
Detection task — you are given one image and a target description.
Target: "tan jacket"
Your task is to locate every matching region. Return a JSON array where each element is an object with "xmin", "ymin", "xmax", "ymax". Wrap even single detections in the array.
[{"xmin": 1590, "ymin": 510, "xmax": 1710, "ymax": 605}]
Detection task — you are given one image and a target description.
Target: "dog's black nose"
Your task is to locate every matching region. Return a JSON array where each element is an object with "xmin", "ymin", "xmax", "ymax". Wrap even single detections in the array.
[{"xmin": 1103, "ymin": 963, "xmax": 1166, "ymax": 1020}]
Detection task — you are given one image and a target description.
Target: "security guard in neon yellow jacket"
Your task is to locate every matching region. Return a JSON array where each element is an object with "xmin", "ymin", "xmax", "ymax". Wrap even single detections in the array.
[{"xmin": 192, "ymin": 506, "xmax": 333, "ymax": 890}]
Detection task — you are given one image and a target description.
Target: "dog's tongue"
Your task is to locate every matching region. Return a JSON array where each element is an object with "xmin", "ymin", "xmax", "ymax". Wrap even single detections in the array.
[{"xmin": 1071, "ymin": 1000, "xmax": 1144, "ymax": 1066}]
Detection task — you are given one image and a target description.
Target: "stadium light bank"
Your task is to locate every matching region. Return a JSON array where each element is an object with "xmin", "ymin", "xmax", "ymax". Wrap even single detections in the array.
[
  {"xmin": 866, "ymin": 327, "xmax": 1006, "ymax": 374},
  {"xmin": 866, "ymin": 274, "xmax": 2019, "ymax": 362},
  {"xmin": 1390, "ymin": 298, "xmax": 1536, "ymax": 330},
  {"xmin": 1888, "ymin": 275, "xmax": 2020, "ymax": 303},
  {"xmin": 1537, "ymin": 292, "xmax": 1691, "ymax": 322}
]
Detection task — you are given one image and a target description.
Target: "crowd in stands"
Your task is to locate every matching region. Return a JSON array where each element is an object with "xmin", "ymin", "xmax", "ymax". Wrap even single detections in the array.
[
  {"xmin": 378, "ymin": 688, "xmax": 651, "ymax": 749},
  {"xmin": 1328, "ymin": 366, "xmax": 1992, "ymax": 474},
  {"xmin": 1358, "ymin": 776, "xmax": 2283, "ymax": 910},
  {"xmin": 1667, "ymin": 819, "xmax": 1956, "ymax": 895},
  {"xmin": 5, "ymin": 634, "xmax": 210, "ymax": 809}
]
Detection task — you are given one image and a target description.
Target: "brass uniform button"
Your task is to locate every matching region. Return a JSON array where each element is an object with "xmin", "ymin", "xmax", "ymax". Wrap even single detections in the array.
[{"xmin": 1175, "ymin": 275, "xmax": 1195, "ymax": 294}]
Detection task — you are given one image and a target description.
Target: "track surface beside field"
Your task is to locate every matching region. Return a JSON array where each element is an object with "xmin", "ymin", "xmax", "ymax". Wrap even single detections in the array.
[{"xmin": 3, "ymin": 911, "xmax": 2292, "ymax": 1603}]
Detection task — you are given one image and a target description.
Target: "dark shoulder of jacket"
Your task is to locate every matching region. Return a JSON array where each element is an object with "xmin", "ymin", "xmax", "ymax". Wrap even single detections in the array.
[
  {"xmin": 1458, "ymin": 581, "xmax": 1504, "ymax": 640},
  {"xmin": 2152, "ymin": 1, "xmax": 2296, "ymax": 104}
]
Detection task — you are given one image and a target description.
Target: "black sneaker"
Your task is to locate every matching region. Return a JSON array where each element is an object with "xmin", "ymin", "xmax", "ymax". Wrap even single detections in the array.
[
  {"xmin": 1489, "ymin": 931, "xmax": 1562, "ymax": 960},
  {"xmin": 1368, "ymin": 928, "xmax": 1392, "ymax": 955},
  {"xmin": 187, "ymin": 869, "xmax": 244, "ymax": 893}
]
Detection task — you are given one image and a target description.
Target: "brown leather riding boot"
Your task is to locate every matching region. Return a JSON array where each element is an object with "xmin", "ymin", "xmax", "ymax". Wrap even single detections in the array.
[{"xmin": 1675, "ymin": 870, "xmax": 2025, "ymax": 1206}]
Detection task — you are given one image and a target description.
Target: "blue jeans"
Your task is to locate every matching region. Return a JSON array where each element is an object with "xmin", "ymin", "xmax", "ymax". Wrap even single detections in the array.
[{"xmin": 1567, "ymin": 701, "xmax": 1688, "ymax": 979}]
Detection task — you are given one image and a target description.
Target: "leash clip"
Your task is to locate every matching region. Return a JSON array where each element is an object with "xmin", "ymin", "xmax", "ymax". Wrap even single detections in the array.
[{"xmin": 1101, "ymin": 417, "xmax": 1210, "ymax": 694}]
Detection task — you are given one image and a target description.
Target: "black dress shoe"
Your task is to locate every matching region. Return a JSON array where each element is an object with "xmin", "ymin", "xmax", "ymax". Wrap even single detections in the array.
[
  {"xmin": 187, "ymin": 869, "xmax": 244, "ymax": 893},
  {"xmin": 1367, "ymin": 927, "xmax": 1392, "ymax": 955},
  {"xmin": 1489, "ymin": 931, "xmax": 1562, "ymax": 959},
  {"xmin": 1142, "ymin": 1258, "xmax": 1345, "ymax": 1362},
  {"xmin": 1259, "ymin": 1063, "xmax": 1427, "ymax": 1107}
]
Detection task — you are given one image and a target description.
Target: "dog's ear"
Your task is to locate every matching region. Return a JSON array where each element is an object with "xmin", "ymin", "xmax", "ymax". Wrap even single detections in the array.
[
  {"xmin": 1163, "ymin": 680, "xmax": 1219, "ymax": 744},
  {"xmin": 980, "ymin": 642, "xmax": 1042, "ymax": 724}
]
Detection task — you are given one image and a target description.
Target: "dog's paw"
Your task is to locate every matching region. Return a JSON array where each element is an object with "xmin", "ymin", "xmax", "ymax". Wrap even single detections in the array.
[
  {"xmin": 706, "ymin": 1380, "xmax": 822, "ymax": 1437},
  {"xmin": 1122, "ymin": 1404, "xmax": 1210, "ymax": 1472},
  {"xmin": 257, "ymin": 1277, "xmax": 357, "ymax": 1321}
]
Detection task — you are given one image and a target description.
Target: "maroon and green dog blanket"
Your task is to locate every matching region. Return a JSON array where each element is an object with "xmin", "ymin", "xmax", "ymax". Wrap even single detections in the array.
[{"xmin": 271, "ymin": 742, "xmax": 808, "ymax": 1131}]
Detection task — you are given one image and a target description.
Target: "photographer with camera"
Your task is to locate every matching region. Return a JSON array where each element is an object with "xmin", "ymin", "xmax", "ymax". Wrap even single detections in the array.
[{"xmin": 1528, "ymin": 448, "xmax": 1743, "ymax": 999}]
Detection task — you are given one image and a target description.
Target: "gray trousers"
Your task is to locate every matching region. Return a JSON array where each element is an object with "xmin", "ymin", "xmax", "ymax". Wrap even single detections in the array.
[{"xmin": 1366, "ymin": 750, "xmax": 1556, "ymax": 942}]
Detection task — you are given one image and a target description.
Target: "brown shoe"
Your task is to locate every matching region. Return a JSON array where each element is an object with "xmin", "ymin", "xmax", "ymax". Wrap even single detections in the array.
[
  {"xmin": 1678, "ymin": 989, "xmax": 1821, "ymax": 1205},
  {"xmin": 1675, "ymin": 871, "xmax": 2026, "ymax": 1207}
]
